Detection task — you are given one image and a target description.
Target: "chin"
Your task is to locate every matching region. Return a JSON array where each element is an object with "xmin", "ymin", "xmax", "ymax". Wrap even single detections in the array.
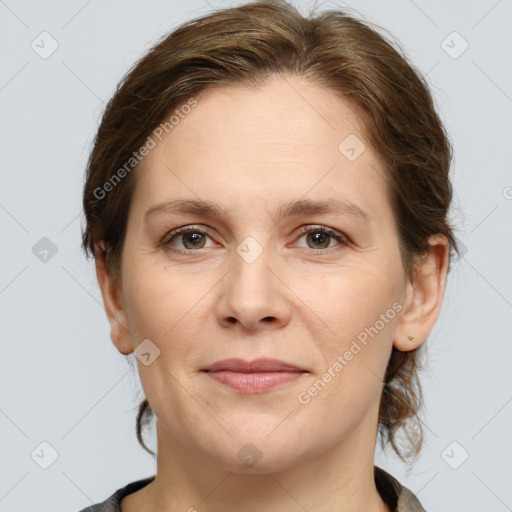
[
  {"xmin": 221, "ymin": 442, "xmax": 304, "ymax": 475},
  {"xmin": 198, "ymin": 417, "xmax": 308, "ymax": 474}
]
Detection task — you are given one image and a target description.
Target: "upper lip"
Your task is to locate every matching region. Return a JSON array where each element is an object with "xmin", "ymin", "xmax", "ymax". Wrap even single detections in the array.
[{"xmin": 202, "ymin": 358, "xmax": 306, "ymax": 373}]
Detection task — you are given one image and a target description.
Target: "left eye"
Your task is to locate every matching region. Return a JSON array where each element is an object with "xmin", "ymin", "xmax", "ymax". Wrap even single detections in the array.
[
  {"xmin": 295, "ymin": 225, "xmax": 348, "ymax": 250},
  {"xmin": 162, "ymin": 225, "xmax": 348, "ymax": 252}
]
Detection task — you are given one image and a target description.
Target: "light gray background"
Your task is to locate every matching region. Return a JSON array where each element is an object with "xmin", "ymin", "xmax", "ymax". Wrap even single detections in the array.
[{"xmin": 1, "ymin": 0, "xmax": 511, "ymax": 510}]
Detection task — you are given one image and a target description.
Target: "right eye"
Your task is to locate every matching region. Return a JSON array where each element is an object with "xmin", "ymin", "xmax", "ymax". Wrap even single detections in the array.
[{"xmin": 162, "ymin": 226, "xmax": 218, "ymax": 253}]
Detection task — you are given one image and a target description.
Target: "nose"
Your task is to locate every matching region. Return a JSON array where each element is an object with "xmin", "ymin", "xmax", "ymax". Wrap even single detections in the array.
[{"xmin": 216, "ymin": 244, "xmax": 292, "ymax": 331}]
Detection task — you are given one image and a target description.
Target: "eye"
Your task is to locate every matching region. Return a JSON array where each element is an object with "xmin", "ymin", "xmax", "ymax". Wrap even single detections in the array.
[
  {"xmin": 161, "ymin": 224, "xmax": 349, "ymax": 254},
  {"xmin": 293, "ymin": 225, "xmax": 349, "ymax": 252},
  {"xmin": 162, "ymin": 226, "xmax": 216, "ymax": 252}
]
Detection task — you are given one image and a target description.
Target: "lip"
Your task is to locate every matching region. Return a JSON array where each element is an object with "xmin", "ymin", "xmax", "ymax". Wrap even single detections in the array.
[
  {"xmin": 202, "ymin": 357, "xmax": 305, "ymax": 373},
  {"xmin": 201, "ymin": 358, "xmax": 307, "ymax": 393}
]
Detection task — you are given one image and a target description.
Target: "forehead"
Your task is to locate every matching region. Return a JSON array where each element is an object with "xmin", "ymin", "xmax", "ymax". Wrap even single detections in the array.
[
  {"xmin": 131, "ymin": 76, "xmax": 390, "ymax": 222},
  {"xmin": 167, "ymin": 76, "xmax": 368, "ymax": 157}
]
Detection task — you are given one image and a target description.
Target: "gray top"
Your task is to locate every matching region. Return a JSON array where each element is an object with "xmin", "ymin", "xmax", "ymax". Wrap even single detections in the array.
[{"xmin": 76, "ymin": 465, "xmax": 426, "ymax": 512}]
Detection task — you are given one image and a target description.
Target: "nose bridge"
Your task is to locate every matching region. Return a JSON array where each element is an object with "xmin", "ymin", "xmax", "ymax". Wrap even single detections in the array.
[
  {"xmin": 216, "ymin": 233, "xmax": 290, "ymax": 329},
  {"xmin": 231, "ymin": 234, "xmax": 275, "ymax": 302}
]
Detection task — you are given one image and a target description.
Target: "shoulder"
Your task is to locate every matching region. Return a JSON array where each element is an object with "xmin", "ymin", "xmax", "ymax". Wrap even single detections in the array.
[
  {"xmin": 75, "ymin": 476, "xmax": 155, "ymax": 512},
  {"xmin": 374, "ymin": 465, "xmax": 427, "ymax": 512}
]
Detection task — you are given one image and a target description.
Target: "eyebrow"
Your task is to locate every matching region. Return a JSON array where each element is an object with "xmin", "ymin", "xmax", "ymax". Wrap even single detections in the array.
[{"xmin": 143, "ymin": 197, "xmax": 370, "ymax": 223}]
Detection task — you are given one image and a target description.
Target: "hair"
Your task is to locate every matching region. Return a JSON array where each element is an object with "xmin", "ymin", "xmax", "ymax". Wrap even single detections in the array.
[{"xmin": 81, "ymin": 0, "xmax": 459, "ymax": 465}]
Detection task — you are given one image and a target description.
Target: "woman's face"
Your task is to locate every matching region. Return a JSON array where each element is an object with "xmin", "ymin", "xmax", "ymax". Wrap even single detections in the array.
[{"xmin": 111, "ymin": 76, "xmax": 414, "ymax": 472}]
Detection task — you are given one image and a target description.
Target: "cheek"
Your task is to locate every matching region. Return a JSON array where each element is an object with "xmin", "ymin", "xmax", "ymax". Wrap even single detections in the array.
[
  {"xmin": 123, "ymin": 262, "xmax": 204, "ymax": 343},
  {"xmin": 296, "ymin": 287, "xmax": 398, "ymax": 439},
  {"xmin": 306, "ymin": 265, "xmax": 401, "ymax": 395},
  {"xmin": 316, "ymin": 261, "xmax": 402, "ymax": 339},
  {"xmin": 122, "ymin": 269, "xmax": 207, "ymax": 428},
  {"xmin": 122, "ymin": 264, "xmax": 215, "ymax": 414}
]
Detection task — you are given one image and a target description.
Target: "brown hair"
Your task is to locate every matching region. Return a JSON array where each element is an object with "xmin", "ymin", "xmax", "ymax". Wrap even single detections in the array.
[{"xmin": 81, "ymin": 0, "xmax": 459, "ymax": 464}]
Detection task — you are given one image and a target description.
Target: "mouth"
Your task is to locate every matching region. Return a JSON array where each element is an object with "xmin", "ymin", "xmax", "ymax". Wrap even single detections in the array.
[{"xmin": 201, "ymin": 358, "xmax": 308, "ymax": 393}]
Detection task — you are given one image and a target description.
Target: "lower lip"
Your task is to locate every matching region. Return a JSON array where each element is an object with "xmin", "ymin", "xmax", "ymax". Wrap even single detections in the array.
[{"xmin": 205, "ymin": 371, "xmax": 305, "ymax": 393}]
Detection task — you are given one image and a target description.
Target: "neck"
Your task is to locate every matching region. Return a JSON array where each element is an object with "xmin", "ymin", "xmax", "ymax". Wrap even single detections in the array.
[{"xmin": 128, "ymin": 406, "xmax": 390, "ymax": 512}]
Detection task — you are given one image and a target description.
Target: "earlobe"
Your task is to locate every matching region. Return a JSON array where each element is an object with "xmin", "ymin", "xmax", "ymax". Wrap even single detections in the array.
[
  {"xmin": 94, "ymin": 244, "xmax": 133, "ymax": 356},
  {"xmin": 393, "ymin": 234, "xmax": 450, "ymax": 352}
]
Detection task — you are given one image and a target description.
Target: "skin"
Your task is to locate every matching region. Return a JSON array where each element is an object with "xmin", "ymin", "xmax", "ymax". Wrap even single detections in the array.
[{"xmin": 95, "ymin": 74, "xmax": 449, "ymax": 512}]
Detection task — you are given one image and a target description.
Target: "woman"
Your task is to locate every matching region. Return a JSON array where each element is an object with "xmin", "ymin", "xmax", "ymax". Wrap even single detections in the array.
[{"xmin": 78, "ymin": 1, "xmax": 458, "ymax": 510}]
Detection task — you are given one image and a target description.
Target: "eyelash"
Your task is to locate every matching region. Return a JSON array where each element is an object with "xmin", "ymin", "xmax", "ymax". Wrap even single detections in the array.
[{"xmin": 161, "ymin": 224, "xmax": 350, "ymax": 255}]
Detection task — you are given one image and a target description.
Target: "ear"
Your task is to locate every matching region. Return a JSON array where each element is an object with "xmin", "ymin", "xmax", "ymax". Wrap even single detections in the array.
[
  {"xmin": 394, "ymin": 234, "xmax": 450, "ymax": 351},
  {"xmin": 94, "ymin": 243, "xmax": 134, "ymax": 355}
]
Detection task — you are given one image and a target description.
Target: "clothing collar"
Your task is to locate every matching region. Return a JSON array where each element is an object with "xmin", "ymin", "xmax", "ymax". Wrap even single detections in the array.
[
  {"xmin": 79, "ymin": 465, "xmax": 426, "ymax": 512},
  {"xmin": 375, "ymin": 465, "xmax": 427, "ymax": 511}
]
